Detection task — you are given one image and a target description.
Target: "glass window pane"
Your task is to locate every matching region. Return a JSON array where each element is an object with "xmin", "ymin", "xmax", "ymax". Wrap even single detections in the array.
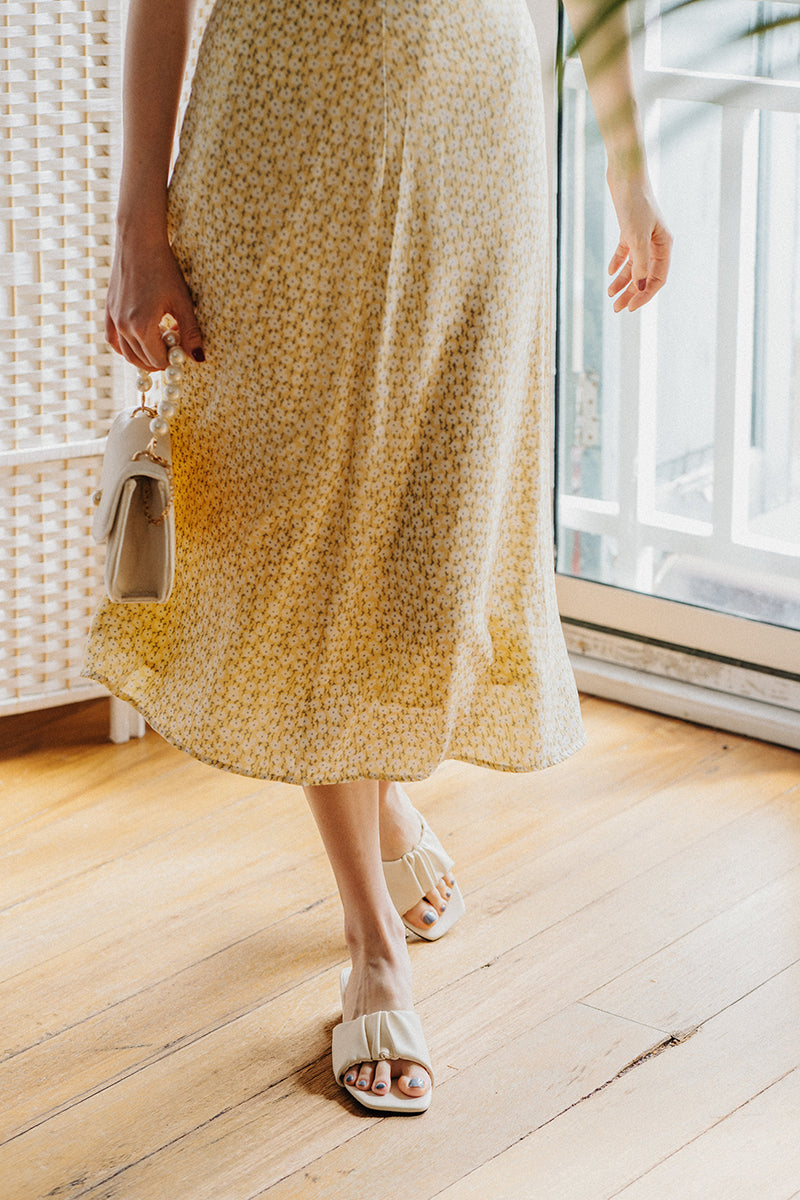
[
  {"xmin": 556, "ymin": 11, "xmax": 800, "ymax": 631},
  {"xmin": 653, "ymin": 0, "xmax": 800, "ymax": 83},
  {"xmin": 557, "ymin": 83, "xmax": 618, "ymax": 507},
  {"xmin": 653, "ymin": 100, "xmax": 721, "ymax": 527},
  {"xmin": 748, "ymin": 110, "xmax": 800, "ymax": 547}
]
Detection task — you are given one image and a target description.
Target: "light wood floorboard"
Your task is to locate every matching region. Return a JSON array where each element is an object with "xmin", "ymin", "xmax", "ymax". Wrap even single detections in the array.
[{"xmin": 0, "ymin": 695, "xmax": 798, "ymax": 1199}]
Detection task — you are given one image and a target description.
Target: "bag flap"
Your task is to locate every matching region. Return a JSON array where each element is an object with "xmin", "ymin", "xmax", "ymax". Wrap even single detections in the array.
[{"xmin": 92, "ymin": 409, "xmax": 172, "ymax": 543}]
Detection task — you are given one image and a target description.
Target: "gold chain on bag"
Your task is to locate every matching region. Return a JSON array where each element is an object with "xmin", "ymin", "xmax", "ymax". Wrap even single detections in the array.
[{"xmin": 140, "ymin": 476, "xmax": 172, "ymax": 526}]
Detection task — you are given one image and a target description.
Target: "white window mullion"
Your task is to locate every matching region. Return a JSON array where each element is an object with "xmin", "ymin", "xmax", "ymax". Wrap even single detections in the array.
[
  {"xmin": 615, "ymin": 299, "xmax": 650, "ymax": 591},
  {"xmin": 712, "ymin": 105, "xmax": 760, "ymax": 548}
]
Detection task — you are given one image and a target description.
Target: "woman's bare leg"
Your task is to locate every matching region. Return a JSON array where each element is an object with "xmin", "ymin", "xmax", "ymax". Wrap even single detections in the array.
[{"xmin": 303, "ymin": 778, "xmax": 431, "ymax": 1099}]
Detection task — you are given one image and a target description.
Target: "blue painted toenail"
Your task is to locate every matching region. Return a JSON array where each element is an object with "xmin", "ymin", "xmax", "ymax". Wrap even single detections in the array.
[
  {"xmin": 409, "ymin": 1077, "xmax": 425, "ymax": 1089},
  {"xmin": 423, "ymin": 911, "xmax": 437, "ymax": 925},
  {"xmin": 357, "ymin": 1080, "xmax": 369, "ymax": 1089},
  {"xmin": 345, "ymin": 1074, "xmax": 356, "ymax": 1084},
  {"xmin": 375, "ymin": 1082, "xmax": 387, "ymax": 1091}
]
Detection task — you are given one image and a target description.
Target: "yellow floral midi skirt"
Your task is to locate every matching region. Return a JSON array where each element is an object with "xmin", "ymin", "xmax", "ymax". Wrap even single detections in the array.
[{"xmin": 83, "ymin": 0, "xmax": 586, "ymax": 785}]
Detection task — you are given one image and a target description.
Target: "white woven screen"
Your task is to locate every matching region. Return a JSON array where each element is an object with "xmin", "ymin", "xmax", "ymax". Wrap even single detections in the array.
[
  {"xmin": 0, "ymin": 456, "xmax": 109, "ymax": 709},
  {"xmin": 1, "ymin": 1, "xmax": 121, "ymax": 453},
  {"xmin": 1, "ymin": 0, "xmax": 123, "ymax": 715},
  {"xmin": 1, "ymin": 0, "xmax": 211, "ymax": 717}
]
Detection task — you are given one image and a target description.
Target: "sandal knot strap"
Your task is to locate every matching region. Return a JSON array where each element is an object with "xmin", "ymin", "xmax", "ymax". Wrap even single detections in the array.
[
  {"xmin": 332, "ymin": 1009, "xmax": 434, "ymax": 1086},
  {"xmin": 382, "ymin": 814, "xmax": 455, "ymax": 915}
]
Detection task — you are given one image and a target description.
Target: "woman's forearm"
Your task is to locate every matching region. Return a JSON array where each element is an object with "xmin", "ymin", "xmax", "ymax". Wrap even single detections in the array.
[
  {"xmin": 116, "ymin": 0, "xmax": 198, "ymax": 239},
  {"xmin": 561, "ymin": 0, "xmax": 645, "ymax": 177}
]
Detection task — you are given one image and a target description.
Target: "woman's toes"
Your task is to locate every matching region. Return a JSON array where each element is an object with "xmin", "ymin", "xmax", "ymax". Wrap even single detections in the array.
[
  {"xmin": 425, "ymin": 886, "xmax": 448, "ymax": 915},
  {"xmin": 372, "ymin": 1061, "xmax": 392, "ymax": 1095},
  {"xmin": 398, "ymin": 1062, "xmax": 430, "ymax": 1097},
  {"xmin": 402, "ymin": 875, "xmax": 456, "ymax": 930},
  {"xmin": 403, "ymin": 898, "xmax": 439, "ymax": 931},
  {"xmin": 355, "ymin": 1062, "xmax": 374, "ymax": 1091}
]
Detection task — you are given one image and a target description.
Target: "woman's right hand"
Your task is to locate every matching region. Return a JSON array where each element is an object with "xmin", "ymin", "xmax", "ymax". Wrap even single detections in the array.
[
  {"xmin": 605, "ymin": 167, "xmax": 672, "ymax": 313},
  {"xmin": 105, "ymin": 231, "xmax": 205, "ymax": 371}
]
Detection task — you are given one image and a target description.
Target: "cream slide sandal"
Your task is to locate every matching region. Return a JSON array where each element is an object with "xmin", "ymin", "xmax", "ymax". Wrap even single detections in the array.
[
  {"xmin": 332, "ymin": 968, "xmax": 433, "ymax": 1114},
  {"xmin": 382, "ymin": 795, "xmax": 465, "ymax": 941}
]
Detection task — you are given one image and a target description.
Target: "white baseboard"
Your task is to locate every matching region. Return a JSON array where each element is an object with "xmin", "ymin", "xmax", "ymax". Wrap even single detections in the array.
[
  {"xmin": 0, "ymin": 683, "xmax": 108, "ymax": 719},
  {"xmin": 570, "ymin": 653, "xmax": 800, "ymax": 751}
]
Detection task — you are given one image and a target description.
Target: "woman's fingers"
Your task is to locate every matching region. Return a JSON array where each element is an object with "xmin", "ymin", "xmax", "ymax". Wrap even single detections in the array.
[
  {"xmin": 168, "ymin": 287, "xmax": 205, "ymax": 362},
  {"xmin": 608, "ymin": 259, "xmax": 638, "ymax": 311},
  {"xmin": 607, "ymin": 220, "xmax": 673, "ymax": 313},
  {"xmin": 604, "ymin": 169, "xmax": 672, "ymax": 313},
  {"xmin": 105, "ymin": 240, "xmax": 206, "ymax": 370},
  {"xmin": 172, "ymin": 303, "xmax": 205, "ymax": 364},
  {"xmin": 114, "ymin": 313, "xmax": 205, "ymax": 371},
  {"xmin": 608, "ymin": 259, "xmax": 632, "ymax": 298},
  {"xmin": 106, "ymin": 299, "xmax": 170, "ymax": 371},
  {"xmin": 624, "ymin": 221, "xmax": 673, "ymax": 312},
  {"xmin": 120, "ymin": 323, "xmax": 167, "ymax": 371},
  {"xmin": 629, "ymin": 235, "xmax": 652, "ymax": 294},
  {"xmin": 105, "ymin": 316, "xmax": 122, "ymax": 358},
  {"xmin": 113, "ymin": 316, "xmax": 206, "ymax": 371},
  {"xmin": 608, "ymin": 240, "xmax": 629, "ymax": 277},
  {"xmin": 116, "ymin": 329, "xmax": 155, "ymax": 372}
]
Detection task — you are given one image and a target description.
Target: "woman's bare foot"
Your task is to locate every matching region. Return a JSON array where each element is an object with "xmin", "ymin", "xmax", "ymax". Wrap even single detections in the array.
[
  {"xmin": 378, "ymin": 782, "xmax": 456, "ymax": 935},
  {"xmin": 341, "ymin": 928, "xmax": 431, "ymax": 1099}
]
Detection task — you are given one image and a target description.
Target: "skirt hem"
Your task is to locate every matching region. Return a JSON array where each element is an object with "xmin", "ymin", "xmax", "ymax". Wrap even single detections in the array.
[{"xmin": 82, "ymin": 666, "xmax": 588, "ymax": 787}]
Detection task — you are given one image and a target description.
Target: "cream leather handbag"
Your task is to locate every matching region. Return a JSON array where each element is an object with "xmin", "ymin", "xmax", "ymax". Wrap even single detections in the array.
[
  {"xmin": 92, "ymin": 325, "xmax": 187, "ymax": 603},
  {"xmin": 92, "ymin": 407, "xmax": 175, "ymax": 603}
]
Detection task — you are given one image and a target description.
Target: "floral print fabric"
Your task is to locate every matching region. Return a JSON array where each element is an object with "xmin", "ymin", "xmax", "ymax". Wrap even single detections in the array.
[{"xmin": 83, "ymin": 0, "xmax": 586, "ymax": 784}]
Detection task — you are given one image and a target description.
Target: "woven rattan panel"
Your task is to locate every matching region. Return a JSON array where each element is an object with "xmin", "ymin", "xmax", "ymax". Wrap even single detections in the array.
[
  {"xmin": 1, "ymin": 1, "xmax": 120, "ymax": 453},
  {"xmin": 0, "ymin": 455, "xmax": 107, "ymax": 708},
  {"xmin": 1, "ymin": 1, "xmax": 212, "ymax": 715}
]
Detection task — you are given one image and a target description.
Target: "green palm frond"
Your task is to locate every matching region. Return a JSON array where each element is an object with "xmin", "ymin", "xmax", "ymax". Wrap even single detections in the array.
[
  {"xmin": 566, "ymin": 0, "xmax": 800, "ymax": 59},
  {"xmin": 560, "ymin": 1, "xmax": 799, "ymax": 157},
  {"xmin": 747, "ymin": 13, "xmax": 800, "ymax": 38}
]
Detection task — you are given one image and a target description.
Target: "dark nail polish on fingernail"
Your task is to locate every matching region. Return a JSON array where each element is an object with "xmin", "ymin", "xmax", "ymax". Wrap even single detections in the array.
[
  {"xmin": 637, "ymin": 279, "xmax": 647, "ymax": 291},
  {"xmin": 423, "ymin": 911, "xmax": 437, "ymax": 925},
  {"xmin": 192, "ymin": 347, "xmax": 206, "ymax": 362}
]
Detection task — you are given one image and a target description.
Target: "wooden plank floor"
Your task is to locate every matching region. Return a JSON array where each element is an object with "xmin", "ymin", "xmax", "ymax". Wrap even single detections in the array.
[{"xmin": 1, "ymin": 695, "xmax": 799, "ymax": 1200}]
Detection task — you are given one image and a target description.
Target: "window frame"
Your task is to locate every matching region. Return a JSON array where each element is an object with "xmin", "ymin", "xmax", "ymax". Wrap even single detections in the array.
[{"xmin": 548, "ymin": 0, "xmax": 800, "ymax": 747}]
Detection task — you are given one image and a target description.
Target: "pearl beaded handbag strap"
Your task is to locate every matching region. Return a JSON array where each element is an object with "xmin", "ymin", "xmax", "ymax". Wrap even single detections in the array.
[{"xmin": 131, "ymin": 319, "xmax": 186, "ymax": 525}]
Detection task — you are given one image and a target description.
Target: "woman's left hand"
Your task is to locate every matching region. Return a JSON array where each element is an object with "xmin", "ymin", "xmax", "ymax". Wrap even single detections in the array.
[{"xmin": 606, "ymin": 168, "xmax": 673, "ymax": 313}]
